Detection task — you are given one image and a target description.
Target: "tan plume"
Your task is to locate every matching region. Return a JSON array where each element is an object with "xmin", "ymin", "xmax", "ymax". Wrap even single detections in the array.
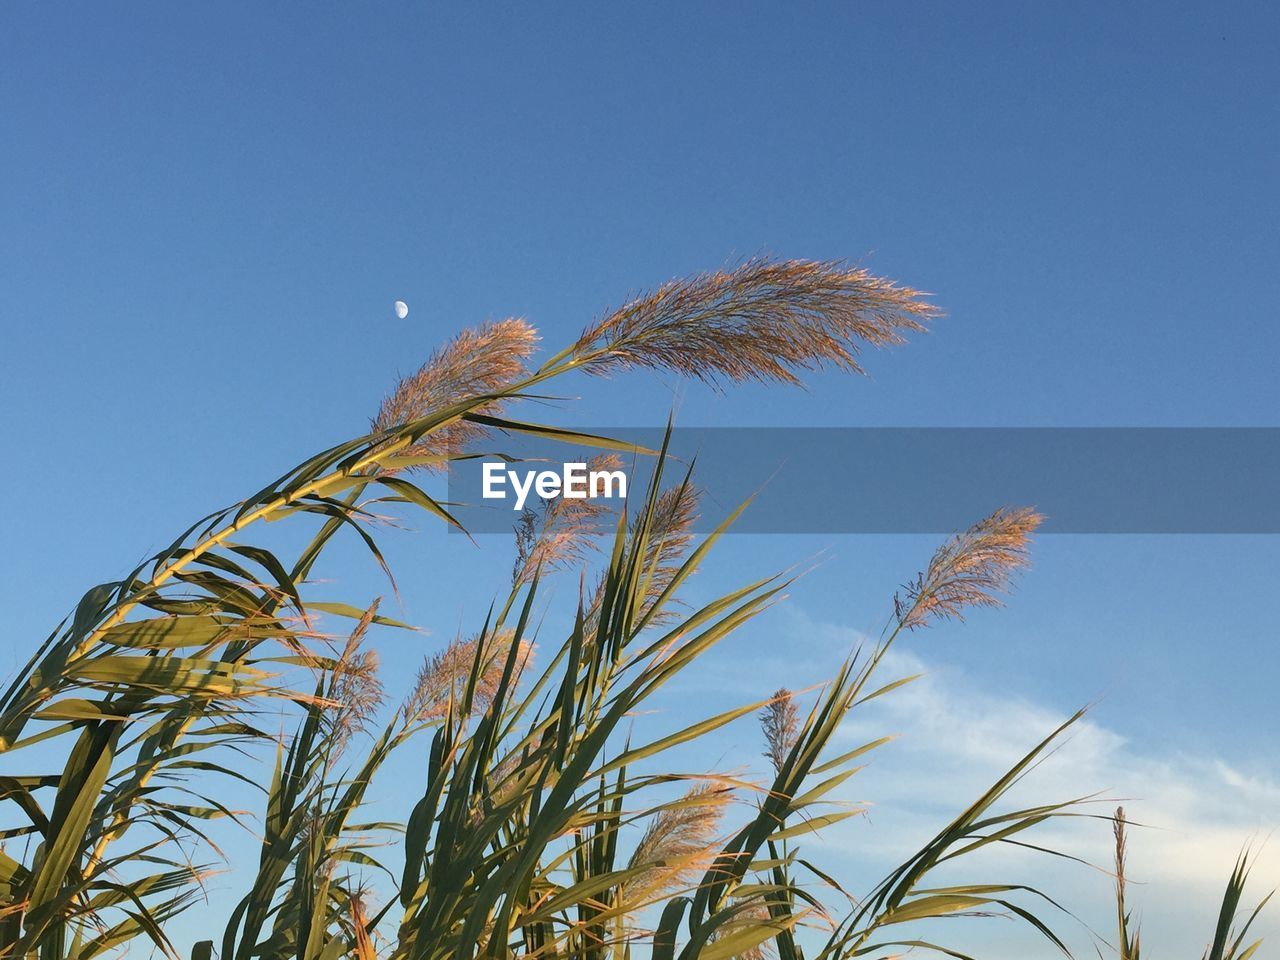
[
  {"xmin": 512, "ymin": 454, "xmax": 622, "ymax": 585},
  {"xmin": 372, "ymin": 318, "xmax": 537, "ymax": 472},
  {"xmin": 624, "ymin": 783, "xmax": 731, "ymax": 901},
  {"xmin": 896, "ymin": 507, "xmax": 1043, "ymax": 629},
  {"xmin": 572, "ymin": 258, "xmax": 937, "ymax": 387},
  {"xmin": 759, "ymin": 689, "xmax": 799, "ymax": 776},
  {"xmin": 329, "ymin": 602, "xmax": 386, "ymax": 752},
  {"xmin": 405, "ymin": 629, "xmax": 533, "ymax": 722}
]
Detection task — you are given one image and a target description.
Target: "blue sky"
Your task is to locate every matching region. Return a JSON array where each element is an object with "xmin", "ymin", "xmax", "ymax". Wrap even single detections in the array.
[{"xmin": 2, "ymin": 2, "xmax": 1279, "ymax": 954}]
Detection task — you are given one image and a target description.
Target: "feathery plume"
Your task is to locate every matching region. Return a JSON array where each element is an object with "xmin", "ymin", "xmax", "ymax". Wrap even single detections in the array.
[
  {"xmin": 512, "ymin": 454, "xmax": 622, "ymax": 584},
  {"xmin": 405, "ymin": 629, "xmax": 533, "ymax": 722},
  {"xmin": 633, "ymin": 481, "xmax": 700, "ymax": 630},
  {"xmin": 759, "ymin": 688, "xmax": 799, "ymax": 775},
  {"xmin": 641, "ymin": 482, "xmax": 700, "ymax": 579},
  {"xmin": 372, "ymin": 318, "xmax": 538, "ymax": 471},
  {"xmin": 329, "ymin": 602, "xmax": 385, "ymax": 753},
  {"xmin": 625, "ymin": 783, "xmax": 731, "ymax": 901},
  {"xmin": 572, "ymin": 258, "xmax": 937, "ymax": 387},
  {"xmin": 626, "ymin": 480, "xmax": 700, "ymax": 624},
  {"xmin": 896, "ymin": 506, "xmax": 1043, "ymax": 629},
  {"xmin": 582, "ymin": 480, "xmax": 700, "ymax": 642},
  {"xmin": 710, "ymin": 898, "xmax": 778, "ymax": 960}
]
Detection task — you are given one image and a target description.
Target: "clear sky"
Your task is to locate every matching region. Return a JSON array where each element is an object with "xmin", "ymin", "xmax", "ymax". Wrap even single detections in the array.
[{"xmin": 2, "ymin": 2, "xmax": 1279, "ymax": 955}]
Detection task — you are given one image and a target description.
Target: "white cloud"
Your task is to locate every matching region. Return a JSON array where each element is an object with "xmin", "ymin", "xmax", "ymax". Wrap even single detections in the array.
[{"xmin": 769, "ymin": 614, "xmax": 1280, "ymax": 958}]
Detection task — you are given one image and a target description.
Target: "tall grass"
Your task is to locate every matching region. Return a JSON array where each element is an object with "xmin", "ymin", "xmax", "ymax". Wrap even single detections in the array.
[{"xmin": 0, "ymin": 259, "xmax": 1266, "ymax": 959}]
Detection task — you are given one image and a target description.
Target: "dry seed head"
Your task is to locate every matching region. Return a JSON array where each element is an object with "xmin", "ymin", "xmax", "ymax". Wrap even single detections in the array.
[
  {"xmin": 406, "ymin": 629, "xmax": 534, "ymax": 722},
  {"xmin": 582, "ymin": 480, "xmax": 701, "ymax": 640},
  {"xmin": 372, "ymin": 318, "xmax": 538, "ymax": 472},
  {"xmin": 711, "ymin": 898, "xmax": 778, "ymax": 960},
  {"xmin": 897, "ymin": 507, "xmax": 1043, "ymax": 629},
  {"xmin": 329, "ymin": 608, "xmax": 385, "ymax": 753},
  {"xmin": 624, "ymin": 481, "xmax": 701, "ymax": 625},
  {"xmin": 759, "ymin": 688, "xmax": 799, "ymax": 775},
  {"xmin": 512, "ymin": 454, "xmax": 622, "ymax": 584},
  {"xmin": 642, "ymin": 482, "xmax": 699, "ymax": 574},
  {"xmin": 573, "ymin": 258, "xmax": 938, "ymax": 387},
  {"xmin": 625, "ymin": 783, "xmax": 732, "ymax": 901}
]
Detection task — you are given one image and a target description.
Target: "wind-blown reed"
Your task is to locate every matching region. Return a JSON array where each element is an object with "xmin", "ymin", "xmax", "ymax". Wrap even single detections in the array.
[{"xmin": 0, "ymin": 258, "xmax": 1264, "ymax": 960}]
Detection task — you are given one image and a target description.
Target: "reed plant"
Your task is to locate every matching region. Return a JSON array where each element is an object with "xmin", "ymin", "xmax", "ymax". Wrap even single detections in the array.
[{"xmin": 0, "ymin": 259, "xmax": 1265, "ymax": 959}]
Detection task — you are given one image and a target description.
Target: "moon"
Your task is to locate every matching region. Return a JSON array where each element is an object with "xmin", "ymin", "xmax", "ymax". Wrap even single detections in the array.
[{"xmin": 394, "ymin": 300, "xmax": 409, "ymax": 320}]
